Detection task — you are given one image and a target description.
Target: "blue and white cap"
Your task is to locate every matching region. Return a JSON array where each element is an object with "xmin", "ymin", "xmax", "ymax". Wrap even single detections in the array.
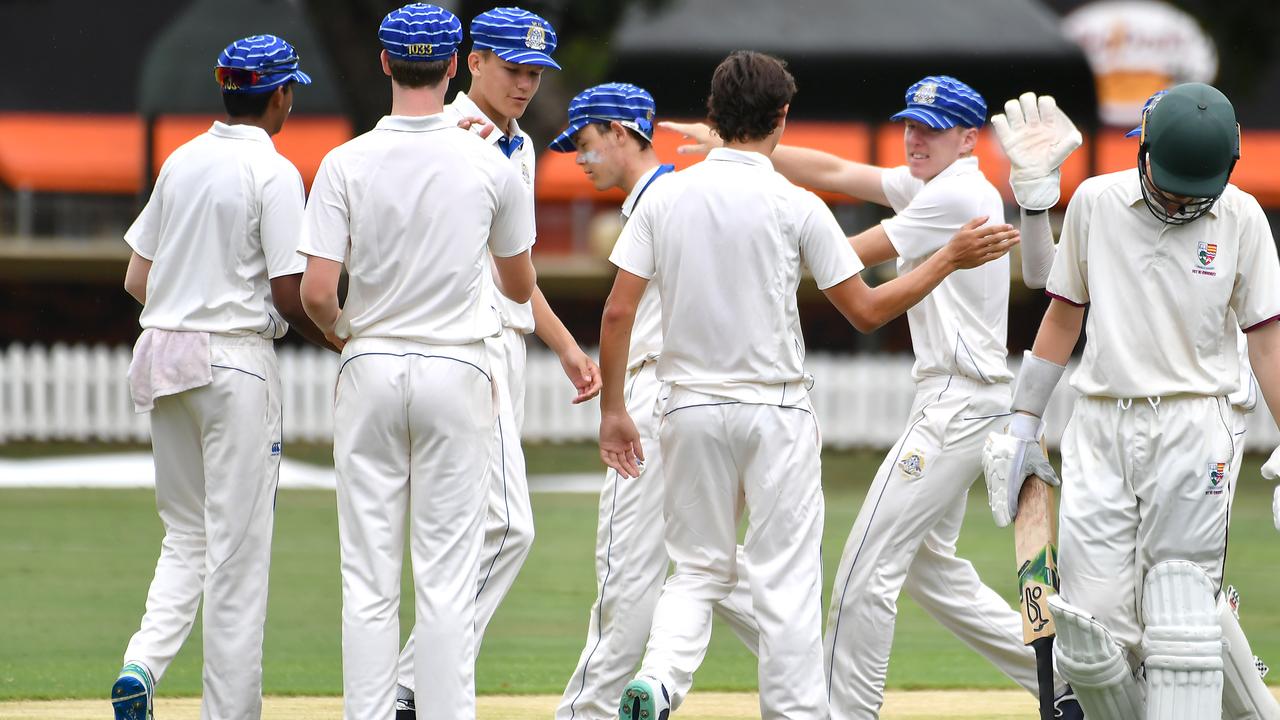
[
  {"xmin": 379, "ymin": 3, "xmax": 463, "ymax": 61},
  {"xmin": 549, "ymin": 83, "xmax": 656, "ymax": 152},
  {"xmin": 890, "ymin": 75, "xmax": 986, "ymax": 129},
  {"xmin": 215, "ymin": 35, "xmax": 312, "ymax": 94},
  {"xmin": 1125, "ymin": 90, "xmax": 1168, "ymax": 137},
  {"xmin": 471, "ymin": 7, "xmax": 559, "ymax": 69}
]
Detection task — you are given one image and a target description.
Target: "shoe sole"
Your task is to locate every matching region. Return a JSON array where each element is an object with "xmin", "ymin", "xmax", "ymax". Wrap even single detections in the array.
[
  {"xmin": 112, "ymin": 675, "xmax": 152, "ymax": 720},
  {"xmin": 619, "ymin": 679, "xmax": 661, "ymax": 720}
]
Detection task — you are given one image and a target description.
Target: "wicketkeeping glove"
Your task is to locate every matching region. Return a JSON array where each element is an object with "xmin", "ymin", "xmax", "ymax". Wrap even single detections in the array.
[
  {"xmin": 982, "ymin": 413, "xmax": 1060, "ymax": 528},
  {"xmin": 990, "ymin": 92, "xmax": 1083, "ymax": 211},
  {"xmin": 1261, "ymin": 446, "xmax": 1280, "ymax": 531}
]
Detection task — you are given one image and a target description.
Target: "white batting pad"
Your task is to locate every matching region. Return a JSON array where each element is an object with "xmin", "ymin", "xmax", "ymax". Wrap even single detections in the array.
[
  {"xmin": 1142, "ymin": 561, "xmax": 1224, "ymax": 720},
  {"xmin": 1049, "ymin": 595, "xmax": 1145, "ymax": 720},
  {"xmin": 1218, "ymin": 589, "xmax": 1280, "ymax": 720}
]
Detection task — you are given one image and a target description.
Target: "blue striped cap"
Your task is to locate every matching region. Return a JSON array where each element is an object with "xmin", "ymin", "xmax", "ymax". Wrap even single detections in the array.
[
  {"xmin": 215, "ymin": 35, "xmax": 312, "ymax": 94},
  {"xmin": 549, "ymin": 83, "xmax": 656, "ymax": 152},
  {"xmin": 1125, "ymin": 90, "xmax": 1168, "ymax": 138},
  {"xmin": 379, "ymin": 4, "xmax": 463, "ymax": 62},
  {"xmin": 471, "ymin": 7, "xmax": 560, "ymax": 69},
  {"xmin": 889, "ymin": 76, "xmax": 986, "ymax": 129}
]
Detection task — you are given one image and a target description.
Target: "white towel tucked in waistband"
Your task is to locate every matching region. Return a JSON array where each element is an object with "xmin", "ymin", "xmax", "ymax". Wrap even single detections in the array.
[{"xmin": 128, "ymin": 329, "xmax": 212, "ymax": 413}]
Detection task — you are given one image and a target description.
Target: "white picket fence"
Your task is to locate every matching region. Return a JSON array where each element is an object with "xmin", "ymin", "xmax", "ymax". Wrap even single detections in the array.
[{"xmin": 2, "ymin": 343, "xmax": 1277, "ymax": 450}]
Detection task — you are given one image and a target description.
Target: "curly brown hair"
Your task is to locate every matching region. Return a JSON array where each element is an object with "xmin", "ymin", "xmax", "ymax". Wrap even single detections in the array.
[{"xmin": 707, "ymin": 51, "xmax": 796, "ymax": 144}]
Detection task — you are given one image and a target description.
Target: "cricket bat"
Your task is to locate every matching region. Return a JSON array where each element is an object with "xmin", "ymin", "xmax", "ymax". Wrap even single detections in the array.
[{"xmin": 1014, "ymin": 471, "xmax": 1059, "ymax": 720}]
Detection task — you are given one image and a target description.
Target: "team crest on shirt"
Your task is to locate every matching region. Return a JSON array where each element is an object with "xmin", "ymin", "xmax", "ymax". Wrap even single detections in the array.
[
  {"xmin": 525, "ymin": 23, "xmax": 547, "ymax": 50},
  {"xmin": 271, "ymin": 441, "xmax": 282, "ymax": 457},
  {"xmin": 1193, "ymin": 241, "xmax": 1218, "ymax": 277},
  {"xmin": 899, "ymin": 449, "xmax": 926, "ymax": 479},
  {"xmin": 1205, "ymin": 462, "xmax": 1227, "ymax": 495},
  {"xmin": 521, "ymin": 161, "xmax": 531, "ymax": 187},
  {"xmin": 913, "ymin": 82, "xmax": 938, "ymax": 105}
]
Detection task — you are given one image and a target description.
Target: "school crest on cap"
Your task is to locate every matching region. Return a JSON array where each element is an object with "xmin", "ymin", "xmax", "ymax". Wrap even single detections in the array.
[
  {"xmin": 913, "ymin": 82, "xmax": 939, "ymax": 105},
  {"xmin": 525, "ymin": 23, "xmax": 547, "ymax": 50}
]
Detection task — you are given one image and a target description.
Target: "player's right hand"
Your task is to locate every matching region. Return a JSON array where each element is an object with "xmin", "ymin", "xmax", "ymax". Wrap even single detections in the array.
[
  {"xmin": 600, "ymin": 410, "xmax": 645, "ymax": 479},
  {"xmin": 457, "ymin": 115, "xmax": 496, "ymax": 139},
  {"xmin": 982, "ymin": 414, "xmax": 1059, "ymax": 527},
  {"xmin": 946, "ymin": 217, "xmax": 1020, "ymax": 269},
  {"xmin": 1261, "ymin": 445, "xmax": 1280, "ymax": 530},
  {"xmin": 658, "ymin": 120, "xmax": 722, "ymax": 155},
  {"xmin": 990, "ymin": 92, "xmax": 1082, "ymax": 211}
]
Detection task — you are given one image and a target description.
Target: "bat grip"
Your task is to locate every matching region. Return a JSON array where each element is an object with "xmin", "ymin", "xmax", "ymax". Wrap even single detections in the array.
[{"xmin": 1031, "ymin": 635, "xmax": 1055, "ymax": 720}]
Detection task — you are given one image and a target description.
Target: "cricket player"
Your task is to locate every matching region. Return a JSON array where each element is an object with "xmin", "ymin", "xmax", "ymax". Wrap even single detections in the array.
[
  {"xmin": 111, "ymin": 34, "xmax": 324, "ymax": 720},
  {"xmin": 296, "ymin": 5, "xmax": 536, "ymax": 719},
  {"xmin": 602, "ymin": 52, "xmax": 1019, "ymax": 720},
  {"xmin": 546, "ymin": 82, "xmax": 761, "ymax": 720},
  {"xmin": 991, "ymin": 87, "xmax": 1280, "ymax": 720},
  {"xmin": 391, "ymin": 8, "xmax": 602, "ymax": 717},
  {"xmin": 664, "ymin": 75, "xmax": 1080, "ymax": 720},
  {"xmin": 984, "ymin": 82, "xmax": 1280, "ymax": 720}
]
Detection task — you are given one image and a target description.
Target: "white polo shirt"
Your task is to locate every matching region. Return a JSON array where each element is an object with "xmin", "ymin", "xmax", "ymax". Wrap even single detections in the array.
[
  {"xmin": 619, "ymin": 164, "xmax": 673, "ymax": 370},
  {"xmin": 880, "ymin": 157, "xmax": 1012, "ymax": 383},
  {"xmin": 297, "ymin": 114, "xmax": 534, "ymax": 345},
  {"xmin": 610, "ymin": 148, "xmax": 864, "ymax": 402},
  {"xmin": 125, "ymin": 121, "xmax": 306, "ymax": 338},
  {"xmin": 446, "ymin": 91, "xmax": 537, "ymax": 334},
  {"xmin": 1047, "ymin": 169, "xmax": 1280, "ymax": 398}
]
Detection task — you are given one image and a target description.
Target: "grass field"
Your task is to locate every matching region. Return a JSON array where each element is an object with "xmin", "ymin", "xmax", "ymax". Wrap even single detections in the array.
[{"xmin": 1, "ymin": 443, "xmax": 1277, "ymax": 705}]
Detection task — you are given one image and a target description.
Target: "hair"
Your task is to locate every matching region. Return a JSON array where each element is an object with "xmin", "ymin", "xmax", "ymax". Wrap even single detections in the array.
[
  {"xmin": 707, "ymin": 51, "xmax": 796, "ymax": 144},
  {"xmin": 389, "ymin": 56, "xmax": 451, "ymax": 89},
  {"xmin": 222, "ymin": 83, "xmax": 288, "ymax": 117}
]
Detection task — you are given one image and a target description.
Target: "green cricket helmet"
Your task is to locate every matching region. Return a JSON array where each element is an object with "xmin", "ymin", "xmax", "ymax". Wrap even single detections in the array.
[{"xmin": 1138, "ymin": 82, "xmax": 1240, "ymax": 225}]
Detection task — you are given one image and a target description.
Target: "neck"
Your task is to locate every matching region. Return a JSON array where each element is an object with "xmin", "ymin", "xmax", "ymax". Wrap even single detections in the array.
[
  {"xmin": 725, "ymin": 137, "xmax": 777, "ymax": 155},
  {"xmin": 390, "ymin": 82, "xmax": 447, "ymax": 117},
  {"xmin": 225, "ymin": 116, "xmax": 275, "ymax": 135},
  {"xmin": 467, "ymin": 89, "xmax": 513, "ymax": 136},
  {"xmin": 620, "ymin": 150, "xmax": 663, "ymax": 194}
]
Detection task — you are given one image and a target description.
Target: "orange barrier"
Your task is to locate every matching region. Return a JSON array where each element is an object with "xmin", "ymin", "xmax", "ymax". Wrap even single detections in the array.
[
  {"xmin": 153, "ymin": 115, "xmax": 352, "ymax": 188},
  {"xmin": 536, "ymin": 121, "xmax": 870, "ymax": 203}
]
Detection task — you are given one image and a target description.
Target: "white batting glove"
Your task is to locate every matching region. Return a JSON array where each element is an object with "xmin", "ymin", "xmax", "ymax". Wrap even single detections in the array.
[
  {"xmin": 1261, "ymin": 446, "xmax": 1280, "ymax": 531},
  {"xmin": 990, "ymin": 93, "xmax": 1083, "ymax": 211},
  {"xmin": 982, "ymin": 413, "xmax": 1060, "ymax": 527}
]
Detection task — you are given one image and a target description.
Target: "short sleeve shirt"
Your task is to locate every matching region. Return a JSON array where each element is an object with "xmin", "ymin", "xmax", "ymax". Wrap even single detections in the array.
[
  {"xmin": 297, "ymin": 114, "xmax": 534, "ymax": 345},
  {"xmin": 879, "ymin": 157, "xmax": 1012, "ymax": 383},
  {"xmin": 125, "ymin": 122, "xmax": 306, "ymax": 338},
  {"xmin": 1047, "ymin": 169, "xmax": 1280, "ymax": 397},
  {"xmin": 610, "ymin": 148, "xmax": 863, "ymax": 402}
]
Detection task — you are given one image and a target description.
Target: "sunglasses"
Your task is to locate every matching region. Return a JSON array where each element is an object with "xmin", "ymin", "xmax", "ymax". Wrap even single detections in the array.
[{"xmin": 214, "ymin": 55, "xmax": 299, "ymax": 91}]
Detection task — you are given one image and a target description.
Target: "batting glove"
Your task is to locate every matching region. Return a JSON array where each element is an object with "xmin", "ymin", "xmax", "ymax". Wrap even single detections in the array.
[
  {"xmin": 982, "ymin": 413, "xmax": 1060, "ymax": 528},
  {"xmin": 990, "ymin": 93, "xmax": 1083, "ymax": 211},
  {"xmin": 1261, "ymin": 446, "xmax": 1280, "ymax": 531}
]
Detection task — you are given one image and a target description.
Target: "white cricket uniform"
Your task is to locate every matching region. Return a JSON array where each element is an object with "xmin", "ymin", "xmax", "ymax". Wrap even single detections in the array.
[
  {"xmin": 394, "ymin": 90, "xmax": 541, "ymax": 696},
  {"xmin": 824, "ymin": 157, "xmax": 1042, "ymax": 720},
  {"xmin": 556, "ymin": 165, "xmax": 761, "ymax": 720},
  {"xmin": 121, "ymin": 121, "xmax": 304, "ymax": 720},
  {"xmin": 298, "ymin": 113, "xmax": 534, "ymax": 720},
  {"xmin": 1046, "ymin": 169, "xmax": 1280, "ymax": 659},
  {"xmin": 611, "ymin": 147, "xmax": 863, "ymax": 720}
]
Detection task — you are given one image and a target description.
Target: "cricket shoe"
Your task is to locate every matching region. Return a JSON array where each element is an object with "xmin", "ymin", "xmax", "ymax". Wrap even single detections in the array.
[
  {"xmin": 111, "ymin": 662, "xmax": 154, "ymax": 720},
  {"xmin": 1053, "ymin": 684, "xmax": 1083, "ymax": 720},
  {"xmin": 620, "ymin": 676, "xmax": 671, "ymax": 720},
  {"xmin": 395, "ymin": 696, "xmax": 416, "ymax": 720}
]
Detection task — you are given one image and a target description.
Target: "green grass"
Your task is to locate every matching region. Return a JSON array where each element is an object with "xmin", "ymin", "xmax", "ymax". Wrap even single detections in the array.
[{"xmin": 1, "ymin": 444, "xmax": 1277, "ymax": 700}]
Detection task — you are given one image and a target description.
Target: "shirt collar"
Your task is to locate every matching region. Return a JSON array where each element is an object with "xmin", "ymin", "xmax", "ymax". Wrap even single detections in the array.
[
  {"xmin": 621, "ymin": 164, "xmax": 669, "ymax": 219},
  {"xmin": 449, "ymin": 91, "xmax": 523, "ymax": 147},
  {"xmin": 374, "ymin": 114, "xmax": 456, "ymax": 133},
  {"xmin": 1122, "ymin": 168, "xmax": 1221, "ymax": 219},
  {"xmin": 209, "ymin": 121, "xmax": 272, "ymax": 144},
  {"xmin": 930, "ymin": 155, "xmax": 979, "ymax": 182},
  {"xmin": 707, "ymin": 146, "xmax": 773, "ymax": 169}
]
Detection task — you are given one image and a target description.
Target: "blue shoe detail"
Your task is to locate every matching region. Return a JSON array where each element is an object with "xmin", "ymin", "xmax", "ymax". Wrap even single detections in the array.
[{"xmin": 112, "ymin": 663, "xmax": 153, "ymax": 720}]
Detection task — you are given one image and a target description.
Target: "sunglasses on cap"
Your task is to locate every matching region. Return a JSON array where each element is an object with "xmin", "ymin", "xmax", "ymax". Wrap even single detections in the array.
[{"xmin": 213, "ymin": 55, "xmax": 299, "ymax": 91}]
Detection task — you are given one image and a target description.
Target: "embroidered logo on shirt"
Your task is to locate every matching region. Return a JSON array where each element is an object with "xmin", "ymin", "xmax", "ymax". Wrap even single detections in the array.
[
  {"xmin": 1205, "ymin": 461, "xmax": 1226, "ymax": 495},
  {"xmin": 899, "ymin": 449, "xmax": 926, "ymax": 478},
  {"xmin": 271, "ymin": 441, "xmax": 282, "ymax": 457},
  {"xmin": 1193, "ymin": 241, "xmax": 1218, "ymax": 277}
]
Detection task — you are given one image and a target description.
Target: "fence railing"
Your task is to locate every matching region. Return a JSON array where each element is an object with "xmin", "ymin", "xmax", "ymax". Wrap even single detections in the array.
[{"xmin": 2, "ymin": 343, "xmax": 1277, "ymax": 450}]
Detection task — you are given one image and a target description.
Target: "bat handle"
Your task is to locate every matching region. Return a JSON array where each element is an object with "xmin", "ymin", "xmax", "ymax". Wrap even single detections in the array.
[{"xmin": 1031, "ymin": 635, "xmax": 1055, "ymax": 720}]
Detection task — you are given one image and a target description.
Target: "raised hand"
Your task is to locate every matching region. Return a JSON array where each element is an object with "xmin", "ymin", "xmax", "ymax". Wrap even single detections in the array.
[
  {"xmin": 990, "ymin": 93, "xmax": 1082, "ymax": 211},
  {"xmin": 658, "ymin": 120, "xmax": 722, "ymax": 155}
]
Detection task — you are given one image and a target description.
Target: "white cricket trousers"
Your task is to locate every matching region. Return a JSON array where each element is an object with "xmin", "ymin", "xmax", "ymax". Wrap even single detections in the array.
[
  {"xmin": 334, "ymin": 337, "xmax": 496, "ymax": 720},
  {"xmin": 123, "ymin": 334, "xmax": 281, "ymax": 720},
  {"xmin": 395, "ymin": 326, "xmax": 531, "ymax": 692},
  {"xmin": 640, "ymin": 387, "xmax": 826, "ymax": 720},
  {"xmin": 556, "ymin": 363, "xmax": 760, "ymax": 720},
  {"xmin": 824, "ymin": 376, "xmax": 1037, "ymax": 720},
  {"xmin": 1057, "ymin": 394, "xmax": 1235, "ymax": 657}
]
